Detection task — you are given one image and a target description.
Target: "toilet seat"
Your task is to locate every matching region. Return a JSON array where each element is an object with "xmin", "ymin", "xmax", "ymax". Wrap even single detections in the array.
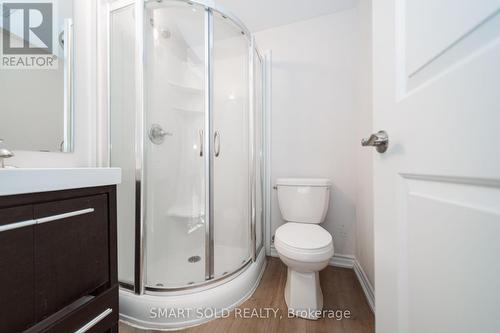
[{"xmin": 275, "ymin": 223, "xmax": 334, "ymax": 262}]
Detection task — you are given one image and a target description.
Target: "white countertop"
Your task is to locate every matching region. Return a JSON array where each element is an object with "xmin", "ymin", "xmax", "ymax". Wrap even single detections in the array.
[{"xmin": 0, "ymin": 168, "xmax": 122, "ymax": 196}]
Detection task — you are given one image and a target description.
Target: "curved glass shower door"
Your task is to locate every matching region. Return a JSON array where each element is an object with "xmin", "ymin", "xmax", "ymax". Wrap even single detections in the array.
[
  {"xmin": 212, "ymin": 11, "xmax": 251, "ymax": 278},
  {"xmin": 144, "ymin": 0, "xmax": 207, "ymax": 288},
  {"xmin": 138, "ymin": 0, "xmax": 256, "ymax": 291},
  {"xmin": 110, "ymin": 0, "xmax": 265, "ymax": 295}
]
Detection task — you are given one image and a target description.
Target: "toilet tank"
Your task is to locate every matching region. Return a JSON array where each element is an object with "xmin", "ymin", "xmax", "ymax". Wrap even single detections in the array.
[{"xmin": 276, "ymin": 178, "xmax": 331, "ymax": 224}]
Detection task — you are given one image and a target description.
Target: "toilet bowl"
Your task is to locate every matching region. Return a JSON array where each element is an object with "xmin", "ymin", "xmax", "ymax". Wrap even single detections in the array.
[{"xmin": 274, "ymin": 178, "xmax": 334, "ymax": 320}]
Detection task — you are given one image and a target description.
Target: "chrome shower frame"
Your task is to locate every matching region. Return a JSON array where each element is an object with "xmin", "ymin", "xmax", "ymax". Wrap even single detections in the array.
[{"xmin": 108, "ymin": 0, "xmax": 267, "ymax": 295}]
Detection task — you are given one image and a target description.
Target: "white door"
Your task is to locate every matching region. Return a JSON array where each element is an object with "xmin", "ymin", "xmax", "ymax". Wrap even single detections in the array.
[{"xmin": 372, "ymin": 1, "xmax": 500, "ymax": 332}]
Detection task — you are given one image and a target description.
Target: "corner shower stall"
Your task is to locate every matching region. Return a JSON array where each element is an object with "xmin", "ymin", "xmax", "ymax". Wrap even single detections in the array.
[{"xmin": 108, "ymin": 0, "xmax": 267, "ymax": 329}]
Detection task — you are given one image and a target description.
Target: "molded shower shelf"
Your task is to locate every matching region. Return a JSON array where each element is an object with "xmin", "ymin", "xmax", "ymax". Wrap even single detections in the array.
[
  {"xmin": 172, "ymin": 106, "xmax": 203, "ymax": 113},
  {"xmin": 168, "ymin": 205, "xmax": 205, "ymax": 219},
  {"xmin": 168, "ymin": 80, "xmax": 203, "ymax": 94}
]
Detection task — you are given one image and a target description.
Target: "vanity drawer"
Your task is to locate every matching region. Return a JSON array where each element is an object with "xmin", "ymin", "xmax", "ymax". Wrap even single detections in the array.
[
  {"xmin": 26, "ymin": 286, "xmax": 119, "ymax": 333},
  {"xmin": 52, "ymin": 286, "xmax": 118, "ymax": 333},
  {"xmin": 34, "ymin": 194, "xmax": 110, "ymax": 321}
]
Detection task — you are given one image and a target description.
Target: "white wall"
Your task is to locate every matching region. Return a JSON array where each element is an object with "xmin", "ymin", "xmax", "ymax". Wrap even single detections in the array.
[
  {"xmin": 255, "ymin": 4, "xmax": 375, "ymax": 289},
  {"xmin": 255, "ymin": 9, "xmax": 360, "ymax": 256},
  {"xmin": 354, "ymin": 0, "xmax": 375, "ymax": 287},
  {"xmin": 5, "ymin": 0, "xmax": 97, "ymax": 168}
]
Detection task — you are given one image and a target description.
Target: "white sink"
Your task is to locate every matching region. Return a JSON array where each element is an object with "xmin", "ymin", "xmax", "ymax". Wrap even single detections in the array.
[{"xmin": 0, "ymin": 168, "xmax": 121, "ymax": 196}]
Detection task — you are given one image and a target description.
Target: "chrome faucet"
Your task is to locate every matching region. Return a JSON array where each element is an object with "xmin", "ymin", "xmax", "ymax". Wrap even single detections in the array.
[{"xmin": 0, "ymin": 139, "xmax": 14, "ymax": 168}]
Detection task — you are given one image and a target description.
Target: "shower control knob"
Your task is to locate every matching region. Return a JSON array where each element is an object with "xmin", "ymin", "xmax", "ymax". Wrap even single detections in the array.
[{"xmin": 148, "ymin": 124, "xmax": 172, "ymax": 145}]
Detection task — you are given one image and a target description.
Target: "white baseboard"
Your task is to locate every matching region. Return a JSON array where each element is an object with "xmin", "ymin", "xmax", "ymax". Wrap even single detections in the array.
[
  {"xmin": 329, "ymin": 254, "xmax": 355, "ymax": 268},
  {"xmin": 270, "ymin": 245, "xmax": 374, "ymax": 313},
  {"xmin": 352, "ymin": 259, "xmax": 375, "ymax": 313},
  {"xmin": 331, "ymin": 254, "xmax": 375, "ymax": 313}
]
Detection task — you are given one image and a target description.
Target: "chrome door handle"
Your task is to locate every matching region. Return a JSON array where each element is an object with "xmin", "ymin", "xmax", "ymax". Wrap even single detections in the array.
[
  {"xmin": 199, "ymin": 129, "xmax": 204, "ymax": 157},
  {"xmin": 361, "ymin": 130, "xmax": 389, "ymax": 153},
  {"xmin": 214, "ymin": 131, "xmax": 221, "ymax": 157}
]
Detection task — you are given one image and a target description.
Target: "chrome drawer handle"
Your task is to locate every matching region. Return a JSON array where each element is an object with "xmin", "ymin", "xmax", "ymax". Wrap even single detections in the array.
[
  {"xmin": 0, "ymin": 219, "xmax": 36, "ymax": 233},
  {"xmin": 74, "ymin": 308, "xmax": 113, "ymax": 333},
  {"xmin": 0, "ymin": 208, "xmax": 95, "ymax": 231},
  {"xmin": 36, "ymin": 208, "xmax": 95, "ymax": 224}
]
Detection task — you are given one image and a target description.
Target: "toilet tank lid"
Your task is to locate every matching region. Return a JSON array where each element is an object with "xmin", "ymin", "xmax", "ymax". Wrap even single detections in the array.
[{"xmin": 276, "ymin": 178, "xmax": 331, "ymax": 187}]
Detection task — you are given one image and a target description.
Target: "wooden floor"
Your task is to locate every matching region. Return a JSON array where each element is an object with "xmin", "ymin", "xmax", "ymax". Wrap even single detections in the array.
[{"xmin": 120, "ymin": 257, "xmax": 374, "ymax": 333}]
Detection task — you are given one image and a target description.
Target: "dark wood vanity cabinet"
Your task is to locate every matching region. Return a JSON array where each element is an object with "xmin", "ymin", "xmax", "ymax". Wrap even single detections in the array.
[
  {"xmin": 0, "ymin": 205, "xmax": 35, "ymax": 332},
  {"xmin": 0, "ymin": 186, "xmax": 118, "ymax": 333}
]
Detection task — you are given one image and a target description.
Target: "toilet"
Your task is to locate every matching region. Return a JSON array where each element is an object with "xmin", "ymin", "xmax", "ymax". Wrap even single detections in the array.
[{"xmin": 274, "ymin": 178, "xmax": 334, "ymax": 320}]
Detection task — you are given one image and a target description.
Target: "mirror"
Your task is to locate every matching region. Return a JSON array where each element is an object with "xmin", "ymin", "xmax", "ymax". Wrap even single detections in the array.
[{"xmin": 0, "ymin": 0, "xmax": 74, "ymax": 152}]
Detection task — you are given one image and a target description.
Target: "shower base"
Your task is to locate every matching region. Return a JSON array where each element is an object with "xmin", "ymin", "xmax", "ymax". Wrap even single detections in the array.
[
  {"xmin": 146, "ymin": 244, "xmax": 250, "ymax": 289},
  {"xmin": 119, "ymin": 249, "xmax": 266, "ymax": 330}
]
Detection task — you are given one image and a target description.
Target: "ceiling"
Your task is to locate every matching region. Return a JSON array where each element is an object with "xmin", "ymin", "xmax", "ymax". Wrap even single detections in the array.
[{"xmin": 214, "ymin": 0, "xmax": 358, "ymax": 32}]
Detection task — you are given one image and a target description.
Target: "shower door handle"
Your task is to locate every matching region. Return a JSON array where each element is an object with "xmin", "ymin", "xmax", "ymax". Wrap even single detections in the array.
[
  {"xmin": 214, "ymin": 131, "xmax": 221, "ymax": 157},
  {"xmin": 199, "ymin": 129, "xmax": 203, "ymax": 157}
]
